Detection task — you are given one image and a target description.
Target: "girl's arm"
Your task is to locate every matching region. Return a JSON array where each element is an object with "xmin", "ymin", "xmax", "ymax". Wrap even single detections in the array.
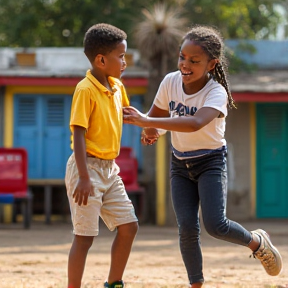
[
  {"xmin": 147, "ymin": 104, "xmax": 170, "ymax": 118},
  {"xmin": 146, "ymin": 104, "xmax": 169, "ymax": 136},
  {"xmin": 124, "ymin": 106, "xmax": 220, "ymax": 132},
  {"xmin": 140, "ymin": 104, "xmax": 169, "ymax": 145}
]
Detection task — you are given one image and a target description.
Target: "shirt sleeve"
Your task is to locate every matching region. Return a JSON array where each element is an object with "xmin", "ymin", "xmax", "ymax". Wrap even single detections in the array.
[
  {"xmin": 70, "ymin": 87, "xmax": 92, "ymax": 131},
  {"xmin": 121, "ymin": 84, "xmax": 130, "ymax": 107},
  {"xmin": 203, "ymin": 85, "xmax": 228, "ymax": 117}
]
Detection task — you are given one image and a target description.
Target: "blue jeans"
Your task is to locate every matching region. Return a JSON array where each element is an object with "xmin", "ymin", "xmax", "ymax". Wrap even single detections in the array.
[{"xmin": 170, "ymin": 149, "xmax": 252, "ymax": 284}]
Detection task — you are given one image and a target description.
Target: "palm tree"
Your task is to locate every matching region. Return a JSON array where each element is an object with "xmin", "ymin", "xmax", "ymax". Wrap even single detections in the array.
[
  {"xmin": 133, "ymin": 2, "xmax": 188, "ymax": 225},
  {"xmin": 133, "ymin": 2, "xmax": 188, "ymax": 107}
]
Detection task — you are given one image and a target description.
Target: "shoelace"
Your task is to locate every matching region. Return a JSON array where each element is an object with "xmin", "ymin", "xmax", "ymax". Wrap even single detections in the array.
[{"xmin": 251, "ymin": 249, "xmax": 275, "ymax": 269}]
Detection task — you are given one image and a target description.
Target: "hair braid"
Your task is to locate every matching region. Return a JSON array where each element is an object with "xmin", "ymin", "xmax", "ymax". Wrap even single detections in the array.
[{"xmin": 212, "ymin": 63, "xmax": 236, "ymax": 110}]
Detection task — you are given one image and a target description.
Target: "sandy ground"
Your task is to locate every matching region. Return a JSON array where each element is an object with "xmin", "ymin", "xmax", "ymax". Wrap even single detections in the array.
[{"xmin": 0, "ymin": 219, "xmax": 287, "ymax": 288}]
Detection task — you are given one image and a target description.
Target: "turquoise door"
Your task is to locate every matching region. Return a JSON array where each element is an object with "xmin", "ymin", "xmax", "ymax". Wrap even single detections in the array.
[
  {"xmin": 256, "ymin": 103, "xmax": 288, "ymax": 218},
  {"xmin": 14, "ymin": 94, "xmax": 72, "ymax": 179}
]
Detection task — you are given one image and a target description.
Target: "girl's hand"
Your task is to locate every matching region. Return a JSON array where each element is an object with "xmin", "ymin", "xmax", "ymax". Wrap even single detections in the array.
[
  {"xmin": 123, "ymin": 106, "xmax": 148, "ymax": 127},
  {"xmin": 141, "ymin": 128, "xmax": 159, "ymax": 146}
]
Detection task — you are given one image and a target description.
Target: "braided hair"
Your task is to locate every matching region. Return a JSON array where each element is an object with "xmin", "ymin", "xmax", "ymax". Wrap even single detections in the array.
[{"xmin": 182, "ymin": 25, "xmax": 236, "ymax": 109}]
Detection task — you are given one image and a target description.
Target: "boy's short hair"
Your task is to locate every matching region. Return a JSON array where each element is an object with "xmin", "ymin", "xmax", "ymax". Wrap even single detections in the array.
[{"xmin": 84, "ymin": 23, "xmax": 127, "ymax": 63}]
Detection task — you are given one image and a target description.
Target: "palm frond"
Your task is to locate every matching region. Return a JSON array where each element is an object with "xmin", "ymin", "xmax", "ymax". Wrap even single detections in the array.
[{"xmin": 134, "ymin": 2, "xmax": 188, "ymax": 60}]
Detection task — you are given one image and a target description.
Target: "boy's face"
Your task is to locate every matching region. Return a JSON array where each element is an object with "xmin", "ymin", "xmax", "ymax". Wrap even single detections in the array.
[{"xmin": 103, "ymin": 40, "xmax": 127, "ymax": 79}]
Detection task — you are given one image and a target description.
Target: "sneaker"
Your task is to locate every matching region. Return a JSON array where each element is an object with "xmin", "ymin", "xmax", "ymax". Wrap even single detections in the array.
[
  {"xmin": 251, "ymin": 229, "xmax": 283, "ymax": 276},
  {"xmin": 104, "ymin": 280, "xmax": 124, "ymax": 288}
]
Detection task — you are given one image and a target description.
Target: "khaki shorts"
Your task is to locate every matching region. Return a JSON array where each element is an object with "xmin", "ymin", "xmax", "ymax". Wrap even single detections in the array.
[{"xmin": 65, "ymin": 153, "xmax": 138, "ymax": 236}]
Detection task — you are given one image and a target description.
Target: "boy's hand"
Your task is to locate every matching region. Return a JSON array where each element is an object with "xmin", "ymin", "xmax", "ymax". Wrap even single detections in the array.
[
  {"xmin": 141, "ymin": 128, "xmax": 159, "ymax": 146},
  {"xmin": 73, "ymin": 176, "xmax": 94, "ymax": 206}
]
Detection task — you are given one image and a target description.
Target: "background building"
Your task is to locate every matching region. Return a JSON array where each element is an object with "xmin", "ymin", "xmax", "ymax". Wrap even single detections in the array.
[{"xmin": 0, "ymin": 41, "xmax": 287, "ymax": 224}]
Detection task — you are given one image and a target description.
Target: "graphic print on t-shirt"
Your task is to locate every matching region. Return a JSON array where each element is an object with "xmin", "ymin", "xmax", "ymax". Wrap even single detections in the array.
[{"xmin": 169, "ymin": 101, "xmax": 197, "ymax": 117}]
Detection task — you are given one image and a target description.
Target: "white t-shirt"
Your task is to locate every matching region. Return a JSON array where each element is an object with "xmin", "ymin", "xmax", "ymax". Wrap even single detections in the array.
[{"xmin": 153, "ymin": 70, "xmax": 228, "ymax": 153}]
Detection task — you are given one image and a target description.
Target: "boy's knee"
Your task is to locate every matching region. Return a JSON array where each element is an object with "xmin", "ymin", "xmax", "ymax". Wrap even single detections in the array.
[
  {"xmin": 128, "ymin": 221, "xmax": 139, "ymax": 235},
  {"xmin": 74, "ymin": 235, "xmax": 94, "ymax": 250},
  {"xmin": 118, "ymin": 221, "xmax": 139, "ymax": 237}
]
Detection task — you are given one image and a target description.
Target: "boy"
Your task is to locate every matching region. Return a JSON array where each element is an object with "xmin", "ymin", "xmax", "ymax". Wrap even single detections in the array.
[{"xmin": 65, "ymin": 23, "xmax": 139, "ymax": 288}]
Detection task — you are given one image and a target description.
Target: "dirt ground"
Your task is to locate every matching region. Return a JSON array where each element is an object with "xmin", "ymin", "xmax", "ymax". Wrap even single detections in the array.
[{"xmin": 0, "ymin": 219, "xmax": 287, "ymax": 288}]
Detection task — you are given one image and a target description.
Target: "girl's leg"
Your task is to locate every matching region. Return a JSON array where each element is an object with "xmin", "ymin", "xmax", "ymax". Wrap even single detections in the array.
[
  {"xmin": 171, "ymin": 157, "xmax": 204, "ymax": 285},
  {"xmin": 198, "ymin": 153, "xmax": 282, "ymax": 276},
  {"xmin": 199, "ymin": 160, "xmax": 252, "ymax": 246},
  {"xmin": 68, "ymin": 235, "xmax": 94, "ymax": 288}
]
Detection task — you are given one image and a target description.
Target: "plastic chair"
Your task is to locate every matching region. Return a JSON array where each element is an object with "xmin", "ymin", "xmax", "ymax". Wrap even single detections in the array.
[
  {"xmin": 118, "ymin": 146, "xmax": 135, "ymax": 159},
  {"xmin": 0, "ymin": 148, "xmax": 33, "ymax": 229}
]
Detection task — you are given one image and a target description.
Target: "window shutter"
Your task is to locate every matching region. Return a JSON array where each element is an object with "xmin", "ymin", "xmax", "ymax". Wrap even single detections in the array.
[
  {"xmin": 14, "ymin": 95, "xmax": 41, "ymax": 178},
  {"xmin": 17, "ymin": 97, "xmax": 37, "ymax": 126},
  {"xmin": 46, "ymin": 98, "xmax": 65, "ymax": 126}
]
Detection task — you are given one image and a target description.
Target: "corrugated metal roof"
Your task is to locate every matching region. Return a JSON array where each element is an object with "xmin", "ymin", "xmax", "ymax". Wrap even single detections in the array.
[{"xmin": 229, "ymin": 70, "xmax": 288, "ymax": 92}]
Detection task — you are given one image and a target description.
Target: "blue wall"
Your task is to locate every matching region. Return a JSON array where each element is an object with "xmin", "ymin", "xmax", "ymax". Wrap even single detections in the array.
[{"xmin": 14, "ymin": 94, "xmax": 72, "ymax": 179}]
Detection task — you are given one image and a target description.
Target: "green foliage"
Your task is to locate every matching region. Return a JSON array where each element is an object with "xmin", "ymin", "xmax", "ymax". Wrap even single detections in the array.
[
  {"xmin": 0, "ymin": 0, "xmax": 157, "ymax": 47},
  {"xmin": 224, "ymin": 41, "xmax": 258, "ymax": 74},
  {"xmin": 225, "ymin": 45, "xmax": 258, "ymax": 74},
  {"xmin": 0, "ymin": 0, "xmax": 287, "ymax": 48},
  {"xmin": 182, "ymin": 0, "xmax": 287, "ymax": 40}
]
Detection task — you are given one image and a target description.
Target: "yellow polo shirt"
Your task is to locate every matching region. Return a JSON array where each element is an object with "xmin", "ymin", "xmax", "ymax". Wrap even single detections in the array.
[{"xmin": 70, "ymin": 70, "xmax": 129, "ymax": 159}]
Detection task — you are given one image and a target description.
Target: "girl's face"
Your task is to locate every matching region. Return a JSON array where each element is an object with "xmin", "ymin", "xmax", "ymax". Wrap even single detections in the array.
[
  {"xmin": 103, "ymin": 40, "xmax": 127, "ymax": 79},
  {"xmin": 178, "ymin": 39, "xmax": 217, "ymax": 93}
]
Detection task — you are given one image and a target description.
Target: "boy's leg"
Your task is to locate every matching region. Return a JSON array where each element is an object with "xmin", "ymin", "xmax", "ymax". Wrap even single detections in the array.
[
  {"xmin": 107, "ymin": 221, "xmax": 138, "ymax": 284},
  {"xmin": 68, "ymin": 235, "xmax": 94, "ymax": 288},
  {"xmin": 100, "ymin": 160, "xmax": 139, "ymax": 286},
  {"xmin": 65, "ymin": 154, "xmax": 104, "ymax": 287}
]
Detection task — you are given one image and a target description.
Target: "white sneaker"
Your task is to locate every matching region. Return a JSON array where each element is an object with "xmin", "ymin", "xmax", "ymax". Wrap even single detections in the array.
[{"xmin": 251, "ymin": 229, "xmax": 283, "ymax": 276}]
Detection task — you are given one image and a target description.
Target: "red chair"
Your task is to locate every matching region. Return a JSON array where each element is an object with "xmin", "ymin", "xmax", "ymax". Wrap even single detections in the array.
[
  {"xmin": 118, "ymin": 146, "xmax": 134, "ymax": 159},
  {"xmin": 0, "ymin": 148, "xmax": 33, "ymax": 228},
  {"xmin": 116, "ymin": 148, "xmax": 145, "ymax": 221}
]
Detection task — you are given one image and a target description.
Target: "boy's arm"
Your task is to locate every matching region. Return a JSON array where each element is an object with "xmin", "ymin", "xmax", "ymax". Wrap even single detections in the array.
[{"xmin": 72, "ymin": 125, "xmax": 93, "ymax": 206}]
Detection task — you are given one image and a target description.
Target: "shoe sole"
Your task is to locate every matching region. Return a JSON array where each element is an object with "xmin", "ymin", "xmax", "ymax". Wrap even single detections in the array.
[{"xmin": 255, "ymin": 229, "xmax": 283, "ymax": 276}]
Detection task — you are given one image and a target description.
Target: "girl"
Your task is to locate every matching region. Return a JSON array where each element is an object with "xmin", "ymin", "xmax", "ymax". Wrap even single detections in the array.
[{"xmin": 123, "ymin": 25, "xmax": 282, "ymax": 287}]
